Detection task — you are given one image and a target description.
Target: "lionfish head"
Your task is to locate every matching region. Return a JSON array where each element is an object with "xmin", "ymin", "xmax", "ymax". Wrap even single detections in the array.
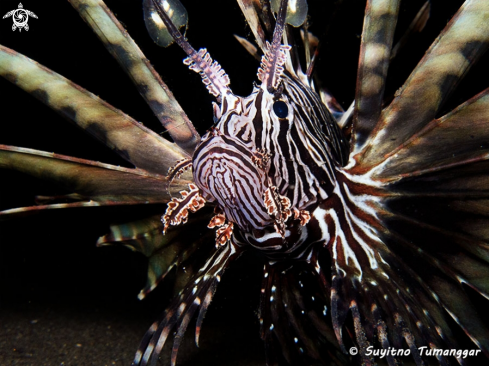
[
  {"xmin": 124, "ymin": 1, "xmax": 489, "ymax": 365},
  {"xmin": 187, "ymin": 0, "xmax": 348, "ymax": 257}
]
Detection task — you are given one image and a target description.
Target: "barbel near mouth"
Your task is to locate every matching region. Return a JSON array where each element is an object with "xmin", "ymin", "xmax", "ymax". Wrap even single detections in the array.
[{"xmin": 1, "ymin": 1, "xmax": 489, "ymax": 366}]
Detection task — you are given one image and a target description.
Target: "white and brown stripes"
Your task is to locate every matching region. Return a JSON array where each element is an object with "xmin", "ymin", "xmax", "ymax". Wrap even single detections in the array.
[
  {"xmin": 192, "ymin": 70, "xmax": 348, "ymax": 251},
  {"xmin": 352, "ymin": 0, "xmax": 400, "ymax": 151},
  {"xmin": 70, "ymin": 0, "xmax": 200, "ymax": 154},
  {"xmin": 0, "ymin": 44, "xmax": 185, "ymax": 176},
  {"xmin": 161, "ymin": 183, "xmax": 206, "ymax": 233},
  {"xmin": 193, "ymin": 130, "xmax": 272, "ymax": 231},
  {"xmin": 135, "ymin": 243, "xmax": 241, "ymax": 366},
  {"xmin": 148, "ymin": 0, "xmax": 231, "ymax": 99},
  {"xmin": 257, "ymin": 0, "xmax": 291, "ymax": 91},
  {"xmin": 359, "ymin": 0, "xmax": 489, "ymax": 166}
]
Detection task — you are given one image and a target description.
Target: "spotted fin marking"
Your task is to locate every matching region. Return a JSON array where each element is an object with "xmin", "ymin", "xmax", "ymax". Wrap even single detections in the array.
[
  {"xmin": 372, "ymin": 202, "xmax": 489, "ymax": 355},
  {"xmin": 327, "ymin": 252, "xmax": 470, "ymax": 365},
  {"xmin": 259, "ymin": 261, "xmax": 348, "ymax": 365}
]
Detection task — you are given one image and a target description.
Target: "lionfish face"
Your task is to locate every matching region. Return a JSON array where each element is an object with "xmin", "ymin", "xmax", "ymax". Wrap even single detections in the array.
[
  {"xmin": 4, "ymin": 0, "xmax": 489, "ymax": 365},
  {"xmin": 193, "ymin": 75, "xmax": 348, "ymax": 254}
]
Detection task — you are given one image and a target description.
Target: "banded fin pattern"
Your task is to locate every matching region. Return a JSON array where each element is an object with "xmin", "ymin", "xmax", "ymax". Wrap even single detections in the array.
[
  {"xmin": 0, "ymin": 45, "xmax": 186, "ymax": 175},
  {"xmin": 133, "ymin": 243, "xmax": 242, "ymax": 366},
  {"xmin": 97, "ymin": 212, "xmax": 214, "ymax": 299},
  {"xmin": 0, "ymin": 145, "xmax": 190, "ymax": 218},
  {"xmin": 357, "ymin": 0, "xmax": 489, "ymax": 166},
  {"xmin": 2, "ymin": 1, "xmax": 489, "ymax": 366},
  {"xmin": 352, "ymin": 0, "xmax": 400, "ymax": 151},
  {"xmin": 258, "ymin": 260, "xmax": 348, "ymax": 366},
  {"xmin": 69, "ymin": 0, "xmax": 199, "ymax": 154},
  {"xmin": 236, "ymin": 0, "xmax": 268, "ymax": 51},
  {"xmin": 329, "ymin": 1, "xmax": 489, "ymax": 364}
]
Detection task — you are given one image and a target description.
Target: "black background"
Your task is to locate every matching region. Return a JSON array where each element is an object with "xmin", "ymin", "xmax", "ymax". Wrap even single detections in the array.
[{"xmin": 1, "ymin": 0, "xmax": 488, "ymax": 365}]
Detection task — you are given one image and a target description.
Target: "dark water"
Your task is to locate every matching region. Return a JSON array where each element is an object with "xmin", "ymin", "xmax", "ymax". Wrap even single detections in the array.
[{"xmin": 1, "ymin": 1, "xmax": 488, "ymax": 365}]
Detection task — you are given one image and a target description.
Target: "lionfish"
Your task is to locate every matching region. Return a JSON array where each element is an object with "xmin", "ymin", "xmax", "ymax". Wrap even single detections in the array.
[{"xmin": 1, "ymin": 0, "xmax": 489, "ymax": 365}]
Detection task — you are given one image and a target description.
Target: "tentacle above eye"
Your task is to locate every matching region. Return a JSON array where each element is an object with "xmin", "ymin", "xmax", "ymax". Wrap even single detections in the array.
[
  {"xmin": 147, "ymin": 0, "xmax": 231, "ymax": 99},
  {"xmin": 69, "ymin": 0, "xmax": 200, "ymax": 154},
  {"xmin": 257, "ymin": 0, "xmax": 291, "ymax": 92}
]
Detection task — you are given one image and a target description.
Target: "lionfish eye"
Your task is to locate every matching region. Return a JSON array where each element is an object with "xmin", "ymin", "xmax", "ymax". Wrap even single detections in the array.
[{"xmin": 273, "ymin": 100, "xmax": 288, "ymax": 118}]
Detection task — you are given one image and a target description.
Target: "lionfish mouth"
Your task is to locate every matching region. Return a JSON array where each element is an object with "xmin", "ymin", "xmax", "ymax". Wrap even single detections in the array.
[{"xmin": 1, "ymin": 0, "xmax": 489, "ymax": 365}]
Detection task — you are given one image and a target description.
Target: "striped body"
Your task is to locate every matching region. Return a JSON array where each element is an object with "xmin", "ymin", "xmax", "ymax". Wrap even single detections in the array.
[
  {"xmin": 193, "ymin": 74, "xmax": 348, "ymax": 255},
  {"xmin": 2, "ymin": 1, "xmax": 489, "ymax": 365}
]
